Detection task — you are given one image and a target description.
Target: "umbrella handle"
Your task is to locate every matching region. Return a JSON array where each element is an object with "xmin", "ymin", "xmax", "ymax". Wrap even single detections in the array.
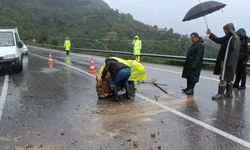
[
  {"xmin": 203, "ymin": 16, "xmax": 209, "ymax": 29},
  {"xmin": 199, "ymin": 0, "xmax": 209, "ymax": 29}
]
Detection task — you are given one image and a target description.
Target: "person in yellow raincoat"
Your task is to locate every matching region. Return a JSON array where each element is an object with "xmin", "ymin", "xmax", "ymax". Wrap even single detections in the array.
[
  {"xmin": 64, "ymin": 37, "xmax": 71, "ymax": 55},
  {"xmin": 96, "ymin": 57, "xmax": 147, "ymax": 100},
  {"xmin": 132, "ymin": 36, "xmax": 142, "ymax": 62}
]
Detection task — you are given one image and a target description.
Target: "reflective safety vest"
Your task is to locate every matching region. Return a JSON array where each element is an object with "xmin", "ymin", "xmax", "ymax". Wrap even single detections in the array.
[
  {"xmin": 64, "ymin": 39, "xmax": 71, "ymax": 51},
  {"xmin": 132, "ymin": 39, "xmax": 142, "ymax": 55},
  {"xmin": 98, "ymin": 57, "xmax": 147, "ymax": 81},
  {"xmin": 126, "ymin": 60, "xmax": 147, "ymax": 81}
]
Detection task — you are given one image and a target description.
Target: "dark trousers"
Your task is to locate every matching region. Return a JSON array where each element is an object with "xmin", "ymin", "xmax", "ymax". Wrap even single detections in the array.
[
  {"xmin": 66, "ymin": 50, "xmax": 70, "ymax": 55},
  {"xmin": 187, "ymin": 79, "xmax": 196, "ymax": 89},
  {"xmin": 234, "ymin": 61, "xmax": 247, "ymax": 87},
  {"xmin": 110, "ymin": 68, "xmax": 131, "ymax": 89}
]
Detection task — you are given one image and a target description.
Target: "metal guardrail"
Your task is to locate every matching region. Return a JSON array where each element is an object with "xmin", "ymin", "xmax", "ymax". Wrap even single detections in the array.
[{"xmin": 27, "ymin": 42, "xmax": 250, "ymax": 68}]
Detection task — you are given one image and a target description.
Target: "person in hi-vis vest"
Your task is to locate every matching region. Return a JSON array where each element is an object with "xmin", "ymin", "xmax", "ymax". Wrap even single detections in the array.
[
  {"xmin": 64, "ymin": 37, "xmax": 71, "ymax": 55},
  {"xmin": 132, "ymin": 36, "xmax": 142, "ymax": 62}
]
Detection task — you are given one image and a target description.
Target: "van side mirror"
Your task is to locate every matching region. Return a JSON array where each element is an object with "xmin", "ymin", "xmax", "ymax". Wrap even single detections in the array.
[{"xmin": 18, "ymin": 41, "xmax": 23, "ymax": 48}]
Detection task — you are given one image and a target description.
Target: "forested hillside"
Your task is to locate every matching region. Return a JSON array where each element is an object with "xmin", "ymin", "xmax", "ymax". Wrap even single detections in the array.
[{"xmin": 0, "ymin": 0, "xmax": 218, "ymax": 58}]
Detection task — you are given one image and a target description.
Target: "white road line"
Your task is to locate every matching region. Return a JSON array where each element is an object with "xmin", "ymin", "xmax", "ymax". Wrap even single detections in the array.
[
  {"xmin": 145, "ymin": 66, "xmax": 250, "ymax": 87},
  {"xmin": 135, "ymin": 94, "xmax": 250, "ymax": 149},
  {"xmin": 145, "ymin": 65, "xmax": 219, "ymax": 81},
  {"xmin": 0, "ymin": 75, "xmax": 9, "ymax": 121},
  {"xmin": 30, "ymin": 52, "xmax": 250, "ymax": 149}
]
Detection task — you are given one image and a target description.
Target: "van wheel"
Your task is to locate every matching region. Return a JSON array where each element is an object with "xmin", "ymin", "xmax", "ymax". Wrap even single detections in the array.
[{"xmin": 14, "ymin": 58, "xmax": 23, "ymax": 73}]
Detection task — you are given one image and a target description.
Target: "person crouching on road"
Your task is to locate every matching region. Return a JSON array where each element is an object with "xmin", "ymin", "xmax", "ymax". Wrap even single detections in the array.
[
  {"xmin": 64, "ymin": 37, "xmax": 71, "ymax": 55},
  {"xmin": 182, "ymin": 32, "xmax": 205, "ymax": 95},
  {"xmin": 233, "ymin": 29, "xmax": 249, "ymax": 90},
  {"xmin": 101, "ymin": 58, "xmax": 131, "ymax": 101},
  {"xmin": 96, "ymin": 57, "xmax": 147, "ymax": 99},
  {"xmin": 206, "ymin": 23, "xmax": 241, "ymax": 100}
]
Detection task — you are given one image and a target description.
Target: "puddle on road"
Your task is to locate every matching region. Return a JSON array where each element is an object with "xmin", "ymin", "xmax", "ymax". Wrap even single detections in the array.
[
  {"xmin": 156, "ymin": 94, "xmax": 199, "ymax": 110},
  {"xmin": 40, "ymin": 68, "xmax": 60, "ymax": 74},
  {"xmin": 89, "ymin": 99, "xmax": 169, "ymax": 150},
  {"xmin": 92, "ymin": 100, "xmax": 158, "ymax": 138},
  {"xmin": 93, "ymin": 92, "xmax": 199, "ymax": 133}
]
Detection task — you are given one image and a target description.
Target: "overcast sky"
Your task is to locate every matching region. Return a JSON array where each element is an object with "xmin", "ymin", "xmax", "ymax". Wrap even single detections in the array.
[{"xmin": 103, "ymin": 0, "xmax": 249, "ymax": 36}]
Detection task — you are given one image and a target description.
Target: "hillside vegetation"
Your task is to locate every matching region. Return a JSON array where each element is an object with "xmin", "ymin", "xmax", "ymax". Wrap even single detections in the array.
[{"xmin": 0, "ymin": 0, "xmax": 218, "ymax": 58}]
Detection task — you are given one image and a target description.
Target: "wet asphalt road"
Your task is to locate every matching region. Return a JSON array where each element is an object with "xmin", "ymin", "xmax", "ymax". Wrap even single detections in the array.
[{"xmin": 0, "ymin": 46, "xmax": 250, "ymax": 150}]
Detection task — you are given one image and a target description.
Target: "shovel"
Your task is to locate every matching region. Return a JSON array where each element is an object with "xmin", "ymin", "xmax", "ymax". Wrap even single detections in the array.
[{"xmin": 139, "ymin": 79, "xmax": 168, "ymax": 94}]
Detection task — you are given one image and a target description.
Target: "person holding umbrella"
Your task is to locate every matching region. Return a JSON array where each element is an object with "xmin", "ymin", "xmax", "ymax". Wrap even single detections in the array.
[
  {"xmin": 182, "ymin": 32, "xmax": 204, "ymax": 95},
  {"xmin": 206, "ymin": 23, "xmax": 241, "ymax": 100}
]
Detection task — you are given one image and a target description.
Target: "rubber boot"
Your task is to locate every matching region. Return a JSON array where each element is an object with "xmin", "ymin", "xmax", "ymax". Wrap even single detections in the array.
[
  {"xmin": 185, "ymin": 89, "xmax": 194, "ymax": 95},
  {"xmin": 184, "ymin": 80, "xmax": 195, "ymax": 95},
  {"xmin": 182, "ymin": 87, "xmax": 189, "ymax": 93},
  {"xmin": 239, "ymin": 86, "xmax": 246, "ymax": 90},
  {"xmin": 128, "ymin": 81, "xmax": 136, "ymax": 98},
  {"xmin": 212, "ymin": 85, "xmax": 225, "ymax": 100},
  {"xmin": 112, "ymin": 85, "xmax": 119, "ymax": 101},
  {"xmin": 124, "ymin": 84, "xmax": 130, "ymax": 100},
  {"xmin": 233, "ymin": 78, "xmax": 240, "ymax": 89},
  {"xmin": 233, "ymin": 83, "xmax": 240, "ymax": 89},
  {"xmin": 224, "ymin": 84, "xmax": 233, "ymax": 98},
  {"xmin": 240, "ymin": 73, "xmax": 247, "ymax": 90},
  {"xmin": 182, "ymin": 80, "xmax": 190, "ymax": 93}
]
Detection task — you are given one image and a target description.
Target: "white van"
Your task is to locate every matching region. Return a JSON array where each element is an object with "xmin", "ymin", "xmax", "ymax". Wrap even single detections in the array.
[{"xmin": 0, "ymin": 28, "xmax": 23, "ymax": 73}]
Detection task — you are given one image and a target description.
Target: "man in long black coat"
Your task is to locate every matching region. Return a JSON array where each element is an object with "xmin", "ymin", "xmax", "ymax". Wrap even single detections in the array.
[
  {"xmin": 206, "ymin": 23, "xmax": 241, "ymax": 100},
  {"xmin": 182, "ymin": 32, "xmax": 205, "ymax": 95}
]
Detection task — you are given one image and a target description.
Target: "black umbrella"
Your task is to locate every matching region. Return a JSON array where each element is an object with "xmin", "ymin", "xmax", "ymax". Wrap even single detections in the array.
[{"xmin": 183, "ymin": 1, "xmax": 226, "ymax": 28}]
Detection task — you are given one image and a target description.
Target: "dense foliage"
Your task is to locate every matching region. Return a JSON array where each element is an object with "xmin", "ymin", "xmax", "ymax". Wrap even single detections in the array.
[{"xmin": 0, "ymin": 0, "xmax": 219, "ymax": 58}]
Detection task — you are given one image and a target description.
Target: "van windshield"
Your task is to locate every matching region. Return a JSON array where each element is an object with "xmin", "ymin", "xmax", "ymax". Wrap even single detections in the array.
[{"xmin": 0, "ymin": 32, "xmax": 15, "ymax": 47}]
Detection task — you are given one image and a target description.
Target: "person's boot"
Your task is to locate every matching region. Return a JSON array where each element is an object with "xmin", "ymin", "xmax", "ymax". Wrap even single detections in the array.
[
  {"xmin": 185, "ymin": 89, "xmax": 194, "ymax": 95},
  {"xmin": 124, "ymin": 84, "xmax": 131, "ymax": 100},
  {"xmin": 239, "ymin": 86, "xmax": 246, "ymax": 90},
  {"xmin": 240, "ymin": 80, "xmax": 246, "ymax": 90},
  {"xmin": 224, "ymin": 84, "xmax": 233, "ymax": 98},
  {"xmin": 183, "ymin": 81, "xmax": 190, "ymax": 92},
  {"xmin": 233, "ymin": 83, "xmax": 240, "ymax": 89},
  {"xmin": 241, "ymin": 74, "xmax": 247, "ymax": 90},
  {"xmin": 182, "ymin": 87, "xmax": 189, "ymax": 93},
  {"xmin": 212, "ymin": 85, "xmax": 225, "ymax": 100},
  {"xmin": 112, "ymin": 85, "xmax": 119, "ymax": 101}
]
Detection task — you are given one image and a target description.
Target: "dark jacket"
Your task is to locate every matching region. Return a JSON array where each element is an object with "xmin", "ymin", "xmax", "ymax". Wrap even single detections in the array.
[
  {"xmin": 237, "ymin": 29, "xmax": 249, "ymax": 64},
  {"xmin": 238, "ymin": 38, "xmax": 249, "ymax": 64},
  {"xmin": 102, "ymin": 59, "xmax": 129, "ymax": 80},
  {"xmin": 182, "ymin": 39, "xmax": 205, "ymax": 83},
  {"xmin": 209, "ymin": 23, "xmax": 241, "ymax": 81}
]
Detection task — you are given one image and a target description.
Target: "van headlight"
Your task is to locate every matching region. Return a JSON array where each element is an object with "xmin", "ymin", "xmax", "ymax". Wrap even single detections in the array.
[{"xmin": 4, "ymin": 54, "xmax": 16, "ymax": 59}]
